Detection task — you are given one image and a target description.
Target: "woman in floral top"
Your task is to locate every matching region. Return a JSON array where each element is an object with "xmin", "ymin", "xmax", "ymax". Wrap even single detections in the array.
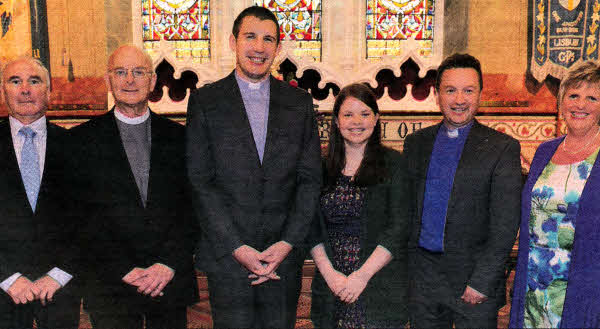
[{"xmin": 510, "ymin": 61, "xmax": 600, "ymax": 328}]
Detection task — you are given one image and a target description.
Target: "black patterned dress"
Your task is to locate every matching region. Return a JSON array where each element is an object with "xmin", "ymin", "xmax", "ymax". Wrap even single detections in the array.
[{"xmin": 320, "ymin": 175, "xmax": 367, "ymax": 329}]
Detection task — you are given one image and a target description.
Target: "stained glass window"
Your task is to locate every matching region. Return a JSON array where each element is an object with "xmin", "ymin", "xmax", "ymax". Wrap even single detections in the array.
[
  {"xmin": 254, "ymin": 0, "xmax": 322, "ymax": 62},
  {"xmin": 142, "ymin": 0, "xmax": 210, "ymax": 63},
  {"xmin": 366, "ymin": 0, "xmax": 435, "ymax": 60}
]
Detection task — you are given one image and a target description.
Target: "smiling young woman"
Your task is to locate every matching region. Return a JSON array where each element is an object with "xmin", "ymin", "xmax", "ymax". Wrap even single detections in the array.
[{"xmin": 308, "ymin": 83, "xmax": 410, "ymax": 329}]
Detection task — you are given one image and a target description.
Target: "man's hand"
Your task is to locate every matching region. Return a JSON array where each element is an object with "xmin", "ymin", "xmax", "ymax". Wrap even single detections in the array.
[
  {"xmin": 339, "ymin": 270, "xmax": 370, "ymax": 304},
  {"xmin": 6, "ymin": 276, "xmax": 36, "ymax": 304},
  {"xmin": 122, "ymin": 267, "xmax": 146, "ymax": 285},
  {"xmin": 323, "ymin": 270, "xmax": 347, "ymax": 297},
  {"xmin": 32, "ymin": 275, "xmax": 61, "ymax": 306},
  {"xmin": 233, "ymin": 245, "xmax": 268, "ymax": 276},
  {"xmin": 247, "ymin": 271, "xmax": 280, "ymax": 286},
  {"xmin": 258, "ymin": 241, "xmax": 292, "ymax": 276},
  {"xmin": 124, "ymin": 264, "xmax": 174, "ymax": 297},
  {"xmin": 461, "ymin": 285, "xmax": 488, "ymax": 305}
]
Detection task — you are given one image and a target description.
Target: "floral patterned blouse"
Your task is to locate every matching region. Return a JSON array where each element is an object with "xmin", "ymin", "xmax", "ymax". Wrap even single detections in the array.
[{"xmin": 524, "ymin": 148, "xmax": 599, "ymax": 328}]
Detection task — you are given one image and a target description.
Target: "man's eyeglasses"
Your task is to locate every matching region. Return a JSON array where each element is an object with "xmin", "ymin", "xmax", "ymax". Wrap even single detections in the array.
[{"xmin": 110, "ymin": 68, "xmax": 153, "ymax": 79}]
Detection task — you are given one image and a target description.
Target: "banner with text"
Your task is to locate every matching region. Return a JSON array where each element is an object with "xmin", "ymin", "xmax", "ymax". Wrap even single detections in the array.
[{"xmin": 531, "ymin": 0, "xmax": 600, "ymax": 81}]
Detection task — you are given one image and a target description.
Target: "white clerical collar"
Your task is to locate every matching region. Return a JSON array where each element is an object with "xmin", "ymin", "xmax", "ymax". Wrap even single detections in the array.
[
  {"xmin": 442, "ymin": 121, "xmax": 473, "ymax": 138},
  {"xmin": 9, "ymin": 115, "xmax": 47, "ymax": 138},
  {"xmin": 235, "ymin": 70, "xmax": 269, "ymax": 90},
  {"xmin": 447, "ymin": 128, "xmax": 459, "ymax": 138},
  {"xmin": 114, "ymin": 108, "xmax": 150, "ymax": 124}
]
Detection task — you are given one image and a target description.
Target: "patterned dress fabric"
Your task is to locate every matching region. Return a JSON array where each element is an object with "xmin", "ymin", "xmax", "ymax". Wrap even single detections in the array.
[
  {"xmin": 321, "ymin": 175, "xmax": 367, "ymax": 329},
  {"xmin": 524, "ymin": 148, "xmax": 599, "ymax": 328}
]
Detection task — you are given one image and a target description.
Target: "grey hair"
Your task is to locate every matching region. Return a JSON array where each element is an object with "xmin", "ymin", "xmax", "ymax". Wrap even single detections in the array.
[{"xmin": 0, "ymin": 57, "xmax": 51, "ymax": 91}]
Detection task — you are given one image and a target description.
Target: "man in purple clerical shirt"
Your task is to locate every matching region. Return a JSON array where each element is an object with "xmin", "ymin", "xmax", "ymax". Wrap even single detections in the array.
[{"xmin": 404, "ymin": 53, "xmax": 522, "ymax": 328}]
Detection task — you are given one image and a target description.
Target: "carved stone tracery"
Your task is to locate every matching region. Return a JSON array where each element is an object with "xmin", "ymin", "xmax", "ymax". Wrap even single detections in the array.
[{"xmin": 129, "ymin": 0, "xmax": 445, "ymax": 114}]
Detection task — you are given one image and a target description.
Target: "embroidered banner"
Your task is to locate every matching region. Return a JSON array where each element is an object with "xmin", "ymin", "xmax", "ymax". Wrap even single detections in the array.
[
  {"xmin": 0, "ymin": 0, "xmax": 50, "ymax": 73},
  {"xmin": 0, "ymin": 0, "xmax": 32, "ymax": 63},
  {"xmin": 531, "ymin": 0, "xmax": 600, "ymax": 81},
  {"xmin": 28, "ymin": 0, "xmax": 51, "ymax": 73}
]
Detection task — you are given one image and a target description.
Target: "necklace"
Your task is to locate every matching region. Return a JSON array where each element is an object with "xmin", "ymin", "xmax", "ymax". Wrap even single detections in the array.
[{"xmin": 562, "ymin": 127, "xmax": 600, "ymax": 155}]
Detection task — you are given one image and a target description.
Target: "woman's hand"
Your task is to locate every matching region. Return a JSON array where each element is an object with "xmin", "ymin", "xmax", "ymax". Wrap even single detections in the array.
[
  {"xmin": 339, "ymin": 269, "xmax": 370, "ymax": 303},
  {"xmin": 323, "ymin": 269, "xmax": 347, "ymax": 296}
]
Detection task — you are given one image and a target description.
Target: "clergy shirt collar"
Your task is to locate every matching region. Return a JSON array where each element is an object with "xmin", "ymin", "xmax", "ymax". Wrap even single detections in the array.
[
  {"xmin": 114, "ymin": 107, "xmax": 150, "ymax": 125},
  {"xmin": 235, "ymin": 70, "xmax": 269, "ymax": 91},
  {"xmin": 442, "ymin": 120, "xmax": 474, "ymax": 138}
]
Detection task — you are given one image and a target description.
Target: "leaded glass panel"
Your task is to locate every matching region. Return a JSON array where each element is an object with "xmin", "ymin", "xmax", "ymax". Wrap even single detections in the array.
[
  {"xmin": 254, "ymin": 0, "xmax": 322, "ymax": 62},
  {"xmin": 366, "ymin": 0, "xmax": 435, "ymax": 60},
  {"xmin": 142, "ymin": 0, "xmax": 210, "ymax": 63}
]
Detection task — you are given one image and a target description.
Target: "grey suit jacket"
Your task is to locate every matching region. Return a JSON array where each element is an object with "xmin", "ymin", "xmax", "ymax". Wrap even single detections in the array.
[
  {"xmin": 404, "ymin": 119, "xmax": 521, "ymax": 300},
  {"xmin": 186, "ymin": 71, "xmax": 322, "ymax": 271}
]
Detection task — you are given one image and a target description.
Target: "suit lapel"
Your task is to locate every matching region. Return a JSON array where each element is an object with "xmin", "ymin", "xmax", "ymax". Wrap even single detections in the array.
[
  {"xmin": 449, "ymin": 120, "xmax": 490, "ymax": 203},
  {"xmin": 0, "ymin": 121, "xmax": 31, "ymax": 213},
  {"xmin": 416, "ymin": 123, "xmax": 439, "ymax": 219},
  {"xmin": 224, "ymin": 72, "xmax": 263, "ymax": 168},
  {"xmin": 262, "ymin": 76, "xmax": 281, "ymax": 167},
  {"xmin": 454, "ymin": 120, "xmax": 490, "ymax": 175},
  {"xmin": 146, "ymin": 112, "xmax": 171, "ymax": 207},
  {"xmin": 103, "ymin": 111, "xmax": 145, "ymax": 208},
  {"xmin": 36, "ymin": 120, "xmax": 60, "ymax": 214}
]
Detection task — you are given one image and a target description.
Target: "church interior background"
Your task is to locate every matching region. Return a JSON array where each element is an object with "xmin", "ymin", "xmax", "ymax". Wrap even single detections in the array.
[{"xmin": 0, "ymin": 0, "xmax": 586, "ymax": 327}]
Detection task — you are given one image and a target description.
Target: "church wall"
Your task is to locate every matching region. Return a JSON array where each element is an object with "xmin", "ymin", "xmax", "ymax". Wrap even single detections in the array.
[{"xmin": 0, "ymin": 2, "xmax": 559, "ymax": 328}]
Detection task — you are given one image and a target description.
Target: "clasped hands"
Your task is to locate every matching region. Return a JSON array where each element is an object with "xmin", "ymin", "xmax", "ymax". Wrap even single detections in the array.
[
  {"xmin": 233, "ymin": 242, "xmax": 291, "ymax": 286},
  {"xmin": 324, "ymin": 269, "xmax": 370, "ymax": 304},
  {"xmin": 7, "ymin": 275, "xmax": 61, "ymax": 306},
  {"xmin": 460, "ymin": 285, "xmax": 487, "ymax": 305},
  {"xmin": 122, "ymin": 263, "xmax": 174, "ymax": 298}
]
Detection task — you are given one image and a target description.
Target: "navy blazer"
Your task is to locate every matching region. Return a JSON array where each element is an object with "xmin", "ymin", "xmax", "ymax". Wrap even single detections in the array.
[{"xmin": 510, "ymin": 136, "xmax": 600, "ymax": 328}]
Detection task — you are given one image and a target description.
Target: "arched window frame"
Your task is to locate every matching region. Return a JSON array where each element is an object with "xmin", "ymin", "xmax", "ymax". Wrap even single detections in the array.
[{"xmin": 129, "ymin": 0, "xmax": 445, "ymax": 113}]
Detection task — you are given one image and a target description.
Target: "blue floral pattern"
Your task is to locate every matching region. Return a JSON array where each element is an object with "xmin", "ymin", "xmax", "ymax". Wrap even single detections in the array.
[{"xmin": 524, "ymin": 149, "xmax": 599, "ymax": 328}]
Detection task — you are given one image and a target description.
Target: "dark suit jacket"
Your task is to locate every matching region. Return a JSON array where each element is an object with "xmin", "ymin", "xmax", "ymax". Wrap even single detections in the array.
[
  {"xmin": 309, "ymin": 148, "xmax": 410, "ymax": 327},
  {"xmin": 404, "ymin": 120, "xmax": 521, "ymax": 302},
  {"xmin": 0, "ymin": 118, "xmax": 80, "ymax": 302},
  {"xmin": 186, "ymin": 72, "xmax": 322, "ymax": 272},
  {"xmin": 69, "ymin": 110, "xmax": 198, "ymax": 311}
]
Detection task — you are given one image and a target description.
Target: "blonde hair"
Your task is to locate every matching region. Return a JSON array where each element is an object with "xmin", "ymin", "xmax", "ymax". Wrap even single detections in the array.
[{"xmin": 558, "ymin": 60, "xmax": 600, "ymax": 106}]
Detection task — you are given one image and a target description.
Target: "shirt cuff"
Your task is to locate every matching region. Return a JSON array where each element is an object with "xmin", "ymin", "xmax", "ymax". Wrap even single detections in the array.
[
  {"xmin": 156, "ymin": 263, "xmax": 175, "ymax": 275},
  {"xmin": 0, "ymin": 273, "xmax": 22, "ymax": 292},
  {"xmin": 47, "ymin": 267, "xmax": 73, "ymax": 287}
]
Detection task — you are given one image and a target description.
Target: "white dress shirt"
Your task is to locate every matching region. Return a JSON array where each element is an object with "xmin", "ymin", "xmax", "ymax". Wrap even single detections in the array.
[{"xmin": 0, "ymin": 116, "xmax": 73, "ymax": 292}]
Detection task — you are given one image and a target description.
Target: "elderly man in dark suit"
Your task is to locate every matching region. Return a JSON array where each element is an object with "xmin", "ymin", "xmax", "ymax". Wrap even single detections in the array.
[
  {"xmin": 0, "ymin": 57, "xmax": 80, "ymax": 329},
  {"xmin": 186, "ymin": 6, "xmax": 321, "ymax": 329},
  {"xmin": 70, "ymin": 45, "xmax": 198, "ymax": 329},
  {"xmin": 404, "ymin": 53, "xmax": 522, "ymax": 328}
]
